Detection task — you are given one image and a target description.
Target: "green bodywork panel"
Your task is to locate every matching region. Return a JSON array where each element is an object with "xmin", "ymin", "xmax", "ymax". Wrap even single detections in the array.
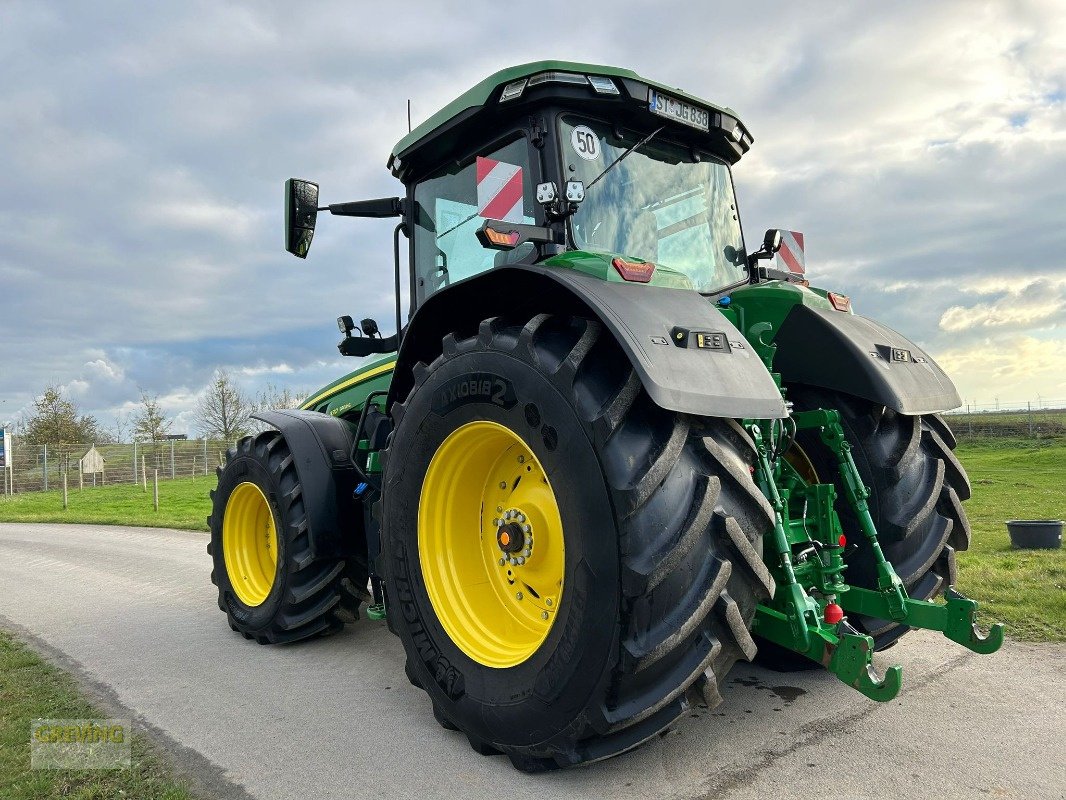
[
  {"xmin": 718, "ymin": 281, "xmax": 834, "ymax": 357},
  {"xmin": 299, "ymin": 353, "xmax": 395, "ymax": 418},
  {"xmin": 390, "ymin": 60, "xmax": 742, "ymax": 168},
  {"xmin": 544, "ymin": 250, "xmax": 694, "ymax": 290}
]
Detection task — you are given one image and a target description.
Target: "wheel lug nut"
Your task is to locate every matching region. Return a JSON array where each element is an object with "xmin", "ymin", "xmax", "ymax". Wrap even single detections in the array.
[
  {"xmin": 517, "ymin": 514, "xmax": 526, "ymax": 523},
  {"xmin": 522, "ymin": 549, "xmax": 531, "ymax": 558},
  {"xmin": 517, "ymin": 556, "xmax": 525, "ymax": 565},
  {"xmin": 498, "ymin": 558, "xmax": 506, "ymax": 566},
  {"xmin": 510, "ymin": 557, "xmax": 519, "ymax": 566},
  {"xmin": 541, "ymin": 611, "xmax": 549, "ymax": 620},
  {"xmin": 522, "ymin": 524, "xmax": 531, "ymax": 533},
  {"xmin": 516, "ymin": 592, "xmax": 523, "ymax": 600},
  {"xmin": 545, "ymin": 598, "xmax": 553, "ymax": 607},
  {"xmin": 492, "ymin": 518, "xmax": 500, "ymax": 527}
]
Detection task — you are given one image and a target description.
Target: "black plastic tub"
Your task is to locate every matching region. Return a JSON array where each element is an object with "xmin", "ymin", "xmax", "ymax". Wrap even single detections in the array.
[{"xmin": 1006, "ymin": 520, "xmax": 1063, "ymax": 550}]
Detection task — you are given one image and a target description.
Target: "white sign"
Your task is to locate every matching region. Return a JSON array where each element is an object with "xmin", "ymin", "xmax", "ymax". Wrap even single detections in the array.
[
  {"xmin": 570, "ymin": 125, "xmax": 600, "ymax": 160},
  {"xmin": 0, "ymin": 428, "xmax": 8, "ymax": 469}
]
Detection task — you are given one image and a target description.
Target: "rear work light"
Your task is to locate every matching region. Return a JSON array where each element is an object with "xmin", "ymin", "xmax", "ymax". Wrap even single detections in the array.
[
  {"xmin": 527, "ymin": 71, "xmax": 588, "ymax": 87},
  {"xmin": 587, "ymin": 75, "xmax": 620, "ymax": 95},
  {"xmin": 499, "ymin": 78, "xmax": 528, "ymax": 102},
  {"xmin": 612, "ymin": 257, "xmax": 655, "ymax": 283},
  {"xmin": 828, "ymin": 292, "xmax": 852, "ymax": 312}
]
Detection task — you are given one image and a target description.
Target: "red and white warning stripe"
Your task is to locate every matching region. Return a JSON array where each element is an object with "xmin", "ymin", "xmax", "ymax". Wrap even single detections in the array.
[
  {"xmin": 775, "ymin": 230, "xmax": 806, "ymax": 274},
  {"xmin": 476, "ymin": 156, "xmax": 524, "ymax": 223}
]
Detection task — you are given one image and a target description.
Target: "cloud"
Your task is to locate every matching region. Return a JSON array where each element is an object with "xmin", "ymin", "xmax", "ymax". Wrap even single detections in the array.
[
  {"xmin": 0, "ymin": 0, "xmax": 1063, "ymax": 426},
  {"xmin": 938, "ymin": 277, "xmax": 1066, "ymax": 331}
]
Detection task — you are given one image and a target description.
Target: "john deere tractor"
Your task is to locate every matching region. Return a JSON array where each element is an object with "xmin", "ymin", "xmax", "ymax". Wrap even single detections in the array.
[{"xmin": 208, "ymin": 61, "xmax": 1002, "ymax": 771}]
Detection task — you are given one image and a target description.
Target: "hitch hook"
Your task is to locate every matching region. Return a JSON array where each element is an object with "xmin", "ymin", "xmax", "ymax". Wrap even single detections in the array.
[
  {"xmin": 827, "ymin": 626, "xmax": 903, "ymax": 703},
  {"xmin": 943, "ymin": 587, "xmax": 1005, "ymax": 655}
]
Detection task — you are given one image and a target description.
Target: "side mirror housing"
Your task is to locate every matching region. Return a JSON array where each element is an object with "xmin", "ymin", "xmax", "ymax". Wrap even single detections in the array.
[{"xmin": 285, "ymin": 178, "xmax": 319, "ymax": 258}]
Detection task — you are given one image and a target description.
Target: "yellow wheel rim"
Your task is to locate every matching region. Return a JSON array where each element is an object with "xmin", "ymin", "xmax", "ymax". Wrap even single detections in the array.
[
  {"xmin": 223, "ymin": 481, "xmax": 279, "ymax": 607},
  {"xmin": 419, "ymin": 420, "xmax": 565, "ymax": 668}
]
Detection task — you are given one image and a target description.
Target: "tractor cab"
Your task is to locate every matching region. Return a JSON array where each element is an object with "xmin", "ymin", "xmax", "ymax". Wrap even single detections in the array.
[{"xmin": 286, "ymin": 61, "xmax": 780, "ymax": 357}]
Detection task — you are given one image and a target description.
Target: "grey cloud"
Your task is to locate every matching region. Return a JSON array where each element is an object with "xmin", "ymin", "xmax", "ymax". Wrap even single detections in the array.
[{"xmin": 1, "ymin": 0, "xmax": 1064, "ymax": 425}]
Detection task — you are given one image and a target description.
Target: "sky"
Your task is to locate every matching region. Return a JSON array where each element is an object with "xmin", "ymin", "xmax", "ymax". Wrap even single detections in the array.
[{"xmin": 1, "ymin": 0, "xmax": 1064, "ymax": 435}]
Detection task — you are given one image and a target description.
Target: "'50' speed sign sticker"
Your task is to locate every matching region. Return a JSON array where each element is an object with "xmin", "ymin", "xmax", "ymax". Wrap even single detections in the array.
[{"xmin": 570, "ymin": 125, "xmax": 600, "ymax": 160}]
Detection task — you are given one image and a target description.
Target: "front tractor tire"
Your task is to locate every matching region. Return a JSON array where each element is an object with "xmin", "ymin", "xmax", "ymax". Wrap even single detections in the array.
[
  {"xmin": 382, "ymin": 314, "xmax": 774, "ymax": 771},
  {"xmin": 208, "ymin": 431, "xmax": 369, "ymax": 644}
]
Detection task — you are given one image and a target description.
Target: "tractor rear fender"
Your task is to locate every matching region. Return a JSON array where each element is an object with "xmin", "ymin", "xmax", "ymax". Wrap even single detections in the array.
[
  {"xmin": 772, "ymin": 304, "xmax": 962, "ymax": 415},
  {"xmin": 389, "ymin": 265, "xmax": 788, "ymax": 419},
  {"xmin": 250, "ymin": 409, "xmax": 364, "ymax": 560}
]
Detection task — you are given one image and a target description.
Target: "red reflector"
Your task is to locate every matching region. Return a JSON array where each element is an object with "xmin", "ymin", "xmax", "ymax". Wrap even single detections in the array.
[
  {"xmin": 838, "ymin": 534, "xmax": 847, "ymax": 547},
  {"xmin": 828, "ymin": 292, "xmax": 851, "ymax": 312},
  {"xmin": 824, "ymin": 603, "xmax": 844, "ymax": 624},
  {"xmin": 612, "ymin": 257, "xmax": 655, "ymax": 283}
]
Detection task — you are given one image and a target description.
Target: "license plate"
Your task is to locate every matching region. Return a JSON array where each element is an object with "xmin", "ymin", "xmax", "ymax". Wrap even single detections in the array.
[{"xmin": 648, "ymin": 89, "xmax": 710, "ymax": 131}]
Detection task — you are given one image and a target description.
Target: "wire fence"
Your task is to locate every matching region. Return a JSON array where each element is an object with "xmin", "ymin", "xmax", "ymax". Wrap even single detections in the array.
[
  {"xmin": 943, "ymin": 400, "xmax": 1066, "ymax": 441},
  {"xmin": 1, "ymin": 438, "xmax": 237, "ymax": 495}
]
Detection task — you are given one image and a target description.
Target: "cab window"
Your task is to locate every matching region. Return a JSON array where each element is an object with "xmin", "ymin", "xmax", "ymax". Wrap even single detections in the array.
[{"xmin": 413, "ymin": 136, "xmax": 537, "ymax": 302}]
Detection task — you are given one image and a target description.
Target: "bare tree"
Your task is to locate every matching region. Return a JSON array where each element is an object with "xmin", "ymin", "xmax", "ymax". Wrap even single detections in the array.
[
  {"xmin": 249, "ymin": 384, "xmax": 308, "ymax": 433},
  {"xmin": 256, "ymin": 384, "xmax": 306, "ymax": 412},
  {"xmin": 109, "ymin": 411, "xmax": 133, "ymax": 444},
  {"xmin": 195, "ymin": 370, "xmax": 252, "ymax": 441},
  {"xmin": 133, "ymin": 391, "xmax": 172, "ymax": 442}
]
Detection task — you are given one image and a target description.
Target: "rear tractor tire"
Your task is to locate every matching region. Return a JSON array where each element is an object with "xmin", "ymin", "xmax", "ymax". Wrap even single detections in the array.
[
  {"xmin": 208, "ymin": 430, "xmax": 369, "ymax": 644},
  {"xmin": 381, "ymin": 314, "xmax": 775, "ymax": 770},
  {"xmin": 758, "ymin": 386, "xmax": 971, "ymax": 669}
]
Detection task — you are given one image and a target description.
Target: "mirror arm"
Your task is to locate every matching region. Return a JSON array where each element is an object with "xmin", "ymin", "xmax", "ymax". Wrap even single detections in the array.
[{"xmin": 322, "ymin": 197, "xmax": 405, "ymax": 218}]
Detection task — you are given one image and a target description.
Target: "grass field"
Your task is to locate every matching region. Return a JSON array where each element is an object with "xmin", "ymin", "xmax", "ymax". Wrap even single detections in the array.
[
  {"xmin": 0, "ymin": 476, "xmax": 214, "ymax": 531},
  {"xmin": 0, "ymin": 629, "xmax": 194, "ymax": 799},
  {"xmin": 0, "ymin": 437, "xmax": 1062, "ymax": 641},
  {"xmin": 952, "ymin": 438, "xmax": 1065, "ymax": 642}
]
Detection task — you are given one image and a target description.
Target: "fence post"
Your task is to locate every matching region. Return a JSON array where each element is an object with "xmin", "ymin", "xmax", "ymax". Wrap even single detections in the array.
[
  {"xmin": 132, "ymin": 441, "xmax": 138, "ymax": 482},
  {"xmin": 79, "ymin": 467, "xmax": 84, "ymax": 491},
  {"xmin": 43, "ymin": 444, "xmax": 48, "ymax": 492},
  {"xmin": 170, "ymin": 440, "xmax": 175, "ymax": 480},
  {"xmin": 153, "ymin": 469, "xmax": 159, "ymax": 511},
  {"xmin": 63, "ymin": 471, "xmax": 68, "ymax": 510},
  {"xmin": 142, "ymin": 455, "xmax": 147, "ymax": 492}
]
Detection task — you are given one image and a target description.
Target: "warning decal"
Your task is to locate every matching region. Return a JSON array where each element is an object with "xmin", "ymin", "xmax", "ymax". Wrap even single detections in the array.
[
  {"xmin": 776, "ymin": 230, "xmax": 806, "ymax": 274},
  {"xmin": 476, "ymin": 156, "xmax": 524, "ymax": 223}
]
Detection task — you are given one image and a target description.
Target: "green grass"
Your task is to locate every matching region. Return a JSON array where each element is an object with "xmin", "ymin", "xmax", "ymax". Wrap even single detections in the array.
[
  {"xmin": 0, "ymin": 438, "xmax": 1062, "ymax": 642},
  {"xmin": 0, "ymin": 477, "xmax": 213, "ymax": 532},
  {"xmin": 953, "ymin": 438, "xmax": 1066, "ymax": 642},
  {"xmin": 0, "ymin": 629, "xmax": 196, "ymax": 799}
]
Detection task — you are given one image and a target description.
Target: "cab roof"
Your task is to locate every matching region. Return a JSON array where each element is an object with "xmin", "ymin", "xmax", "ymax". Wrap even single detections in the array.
[{"xmin": 387, "ymin": 60, "xmax": 752, "ymax": 181}]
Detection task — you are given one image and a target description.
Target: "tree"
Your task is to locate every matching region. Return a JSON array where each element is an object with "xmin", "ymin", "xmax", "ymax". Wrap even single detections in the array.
[
  {"xmin": 22, "ymin": 385, "xmax": 100, "ymax": 447},
  {"xmin": 249, "ymin": 384, "xmax": 308, "ymax": 434},
  {"xmin": 132, "ymin": 391, "xmax": 172, "ymax": 442},
  {"xmin": 195, "ymin": 370, "xmax": 251, "ymax": 441}
]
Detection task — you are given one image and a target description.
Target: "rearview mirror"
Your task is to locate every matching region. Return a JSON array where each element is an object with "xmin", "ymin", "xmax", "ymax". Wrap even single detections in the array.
[{"xmin": 285, "ymin": 178, "xmax": 319, "ymax": 258}]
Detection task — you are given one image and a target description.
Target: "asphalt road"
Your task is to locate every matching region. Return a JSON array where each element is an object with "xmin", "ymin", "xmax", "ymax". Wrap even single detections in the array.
[{"xmin": 1, "ymin": 522, "xmax": 1063, "ymax": 800}]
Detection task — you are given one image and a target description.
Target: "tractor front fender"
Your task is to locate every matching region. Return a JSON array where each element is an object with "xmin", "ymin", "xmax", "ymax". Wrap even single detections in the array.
[
  {"xmin": 389, "ymin": 265, "xmax": 787, "ymax": 419},
  {"xmin": 772, "ymin": 304, "xmax": 962, "ymax": 415},
  {"xmin": 251, "ymin": 409, "xmax": 365, "ymax": 560}
]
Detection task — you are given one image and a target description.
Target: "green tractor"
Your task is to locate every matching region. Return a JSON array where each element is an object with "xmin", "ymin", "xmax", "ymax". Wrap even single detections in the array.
[{"xmin": 207, "ymin": 61, "xmax": 1003, "ymax": 771}]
